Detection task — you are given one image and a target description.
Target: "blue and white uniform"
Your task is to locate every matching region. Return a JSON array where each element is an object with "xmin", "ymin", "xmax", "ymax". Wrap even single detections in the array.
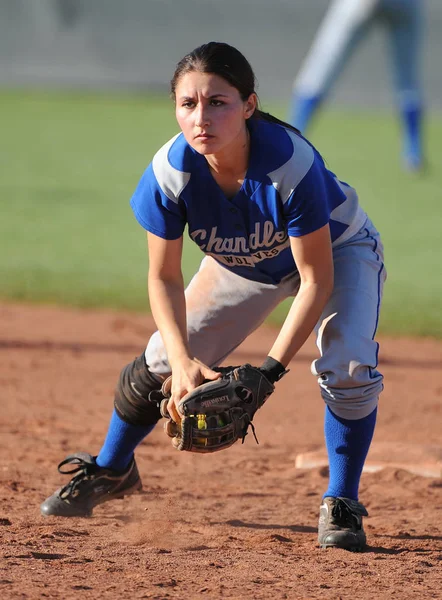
[
  {"xmin": 132, "ymin": 119, "xmax": 366, "ymax": 284},
  {"xmin": 131, "ymin": 118, "xmax": 386, "ymax": 421}
]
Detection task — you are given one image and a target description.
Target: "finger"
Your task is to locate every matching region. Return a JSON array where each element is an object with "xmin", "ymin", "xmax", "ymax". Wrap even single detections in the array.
[
  {"xmin": 205, "ymin": 370, "xmax": 222, "ymax": 381},
  {"xmin": 194, "ymin": 359, "xmax": 222, "ymax": 382},
  {"xmin": 167, "ymin": 397, "xmax": 181, "ymax": 423}
]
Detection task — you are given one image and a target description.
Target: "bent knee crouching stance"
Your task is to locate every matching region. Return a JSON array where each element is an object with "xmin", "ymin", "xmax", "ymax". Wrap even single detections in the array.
[
  {"xmin": 114, "ymin": 353, "xmax": 163, "ymax": 426},
  {"xmin": 312, "ymin": 357, "xmax": 383, "ymax": 420}
]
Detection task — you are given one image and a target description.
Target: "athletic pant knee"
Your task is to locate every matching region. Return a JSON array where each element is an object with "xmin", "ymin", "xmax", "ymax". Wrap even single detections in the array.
[
  {"xmin": 312, "ymin": 327, "xmax": 384, "ymax": 419},
  {"xmin": 114, "ymin": 353, "xmax": 163, "ymax": 426},
  {"xmin": 317, "ymin": 366, "xmax": 383, "ymax": 420},
  {"xmin": 313, "ymin": 347, "xmax": 383, "ymax": 420}
]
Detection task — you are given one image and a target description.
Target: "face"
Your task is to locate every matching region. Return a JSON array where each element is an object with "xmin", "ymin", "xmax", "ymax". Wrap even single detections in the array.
[{"xmin": 174, "ymin": 71, "xmax": 256, "ymax": 156}]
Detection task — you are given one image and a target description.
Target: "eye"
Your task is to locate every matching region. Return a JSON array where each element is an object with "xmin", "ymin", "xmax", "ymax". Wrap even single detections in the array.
[
  {"xmin": 210, "ymin": 99, "xmax": 224, "ymax": 107},
  {"xmin": 181, "ymin": 100, "xmax": 195, "ymax": 109}
]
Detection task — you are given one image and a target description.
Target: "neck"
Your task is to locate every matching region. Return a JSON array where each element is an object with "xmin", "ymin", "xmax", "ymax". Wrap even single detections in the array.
[{"xmin": 206, "ymin": 128, "xmax": 250, "ymax": 177}]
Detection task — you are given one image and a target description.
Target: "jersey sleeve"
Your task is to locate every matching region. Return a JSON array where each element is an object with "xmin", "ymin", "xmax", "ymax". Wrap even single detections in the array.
[
  {"xmin": 284, "ymin": 154, "xmax": 346, "ymax": 237},
  {"xmin": 130, "ymin": 164, "xmax": 186, "ymax": 240}
]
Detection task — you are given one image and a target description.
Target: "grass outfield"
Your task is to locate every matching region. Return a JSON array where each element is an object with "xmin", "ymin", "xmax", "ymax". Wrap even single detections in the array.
[{"xmin": 2, "ymin": 90, "xmax": 441, "ymax": 337}]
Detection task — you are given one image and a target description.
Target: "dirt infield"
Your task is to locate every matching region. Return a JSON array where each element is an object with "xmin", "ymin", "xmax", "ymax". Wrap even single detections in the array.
[{"xmin": 1, "ymin": 302, "xmax": 441, "ymax": 600}]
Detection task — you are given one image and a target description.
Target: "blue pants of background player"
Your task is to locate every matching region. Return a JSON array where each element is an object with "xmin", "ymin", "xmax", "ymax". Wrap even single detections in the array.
[{"xmin": 289, "ymin": 0, "xmax": 425, "ymax": 171}]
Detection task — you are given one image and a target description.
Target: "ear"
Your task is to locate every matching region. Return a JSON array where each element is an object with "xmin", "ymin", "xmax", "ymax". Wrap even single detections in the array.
[{"xmin": 244, "ymin": 93, "xmax": 257, "ymax": 120}]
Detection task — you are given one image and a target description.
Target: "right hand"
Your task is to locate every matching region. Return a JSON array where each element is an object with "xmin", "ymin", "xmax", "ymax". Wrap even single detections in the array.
[{"xmin": 166, "ymin": 357, "xmax": 221, "ymax": 424}]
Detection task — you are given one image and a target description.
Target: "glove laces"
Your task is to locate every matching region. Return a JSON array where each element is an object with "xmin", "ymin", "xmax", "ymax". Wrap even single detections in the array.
[{"xmin": 242, "ymin": 419, "xmax": 259, "ymax": 445}]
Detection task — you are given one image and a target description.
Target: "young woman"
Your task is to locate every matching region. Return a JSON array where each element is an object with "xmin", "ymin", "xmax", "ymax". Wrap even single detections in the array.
[{"xmin": 41, "ymin": 42, "xmax": 386, "ymax": 552}]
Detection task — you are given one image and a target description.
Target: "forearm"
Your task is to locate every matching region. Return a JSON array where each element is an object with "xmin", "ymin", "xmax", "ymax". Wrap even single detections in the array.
[
  {"xmin": 148, "ymin": 275, "xmax": 191, "ymax": 364},
  {"xmin": 268, "ymin": 281, "xmax": 332, "ymax": 367}
]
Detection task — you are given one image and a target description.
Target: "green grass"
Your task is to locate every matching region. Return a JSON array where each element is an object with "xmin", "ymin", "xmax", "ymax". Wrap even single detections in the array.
[{"xmin": 1, "ymin": 90, "xmax": 441, "ymax": 336}]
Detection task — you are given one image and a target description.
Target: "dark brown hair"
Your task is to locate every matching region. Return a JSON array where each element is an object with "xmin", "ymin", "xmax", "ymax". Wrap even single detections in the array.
[{"xmin": 171, "ymin": 42, "xmax": 301, "ymax": 134}]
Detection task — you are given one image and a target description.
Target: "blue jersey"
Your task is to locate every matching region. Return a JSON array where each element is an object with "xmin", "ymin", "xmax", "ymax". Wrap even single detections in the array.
[{"xmin": 130, "ymin": 118, "xmax": 366, "ymax": 285}]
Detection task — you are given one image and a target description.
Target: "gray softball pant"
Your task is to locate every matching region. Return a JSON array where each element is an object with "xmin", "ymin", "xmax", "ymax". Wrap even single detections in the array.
[{"xmin": 145, "ymin": 217, "xmax": 386, "ymax": 421}]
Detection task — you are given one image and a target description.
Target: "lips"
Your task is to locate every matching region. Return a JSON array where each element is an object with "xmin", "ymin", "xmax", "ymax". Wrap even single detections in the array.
[{"xmin": 196, "ymin": 133, "xmax": 213, "ymax": 140}]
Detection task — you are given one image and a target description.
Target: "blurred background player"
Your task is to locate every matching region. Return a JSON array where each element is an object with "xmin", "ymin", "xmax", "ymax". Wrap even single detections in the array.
[{"xmin": 289, "ymin": 0, "xmax": 425, "ymax": 171}]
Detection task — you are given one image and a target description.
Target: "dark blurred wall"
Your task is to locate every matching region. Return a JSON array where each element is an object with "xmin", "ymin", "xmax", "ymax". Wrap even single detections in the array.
[{"xmin": 1, "ymin": 0, "xmax": 440, "ymax": 108}]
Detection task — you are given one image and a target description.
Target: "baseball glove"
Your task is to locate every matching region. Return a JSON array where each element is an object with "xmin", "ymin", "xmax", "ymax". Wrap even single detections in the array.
[{"xmin": 156, "ymin": 364, "xmax": 276, "ymax": 453}]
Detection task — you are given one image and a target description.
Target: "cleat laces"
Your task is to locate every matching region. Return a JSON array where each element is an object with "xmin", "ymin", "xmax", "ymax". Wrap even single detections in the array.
[{"xmin": 57, "ymin": 455, "xmax": 97, "ymax": 500}]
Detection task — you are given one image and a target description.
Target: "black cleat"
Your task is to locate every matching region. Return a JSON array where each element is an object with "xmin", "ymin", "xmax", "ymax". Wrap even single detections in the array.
[
  {"xmin": 40, "ymin": 452, "xmax": 142, "ymax": 517},
  {"xmin": 318, "ymin": 496, "xmax": 368, "ymax": 551}
]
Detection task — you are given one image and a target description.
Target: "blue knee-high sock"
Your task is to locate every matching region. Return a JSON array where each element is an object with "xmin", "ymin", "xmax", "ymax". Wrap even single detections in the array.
[
  {"xmin": 323, "ymin": 406, "xmax": 377, "ymax": 501},
  {"xmin": 96, "ymin": 409, "xmax": 156, "ymax": 472},
  {"xmin": 289, "ymin": 93, "xmax": 322, "ymax": 133},
  {"xmin": 400, "ymin": 102, "xmax": 423, "ymax": 170}
]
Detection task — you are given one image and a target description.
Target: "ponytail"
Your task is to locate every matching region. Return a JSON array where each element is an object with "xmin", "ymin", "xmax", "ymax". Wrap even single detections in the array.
[{"xmin": 253, "ymin": 109, "xmax": 302, "ymax": 136}]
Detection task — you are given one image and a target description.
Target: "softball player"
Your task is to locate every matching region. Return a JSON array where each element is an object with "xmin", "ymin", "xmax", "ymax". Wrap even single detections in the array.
[
  {"xmin": 41, "ymin": 42, "xmax": 386, "ymax": 552},
  {"xmin": 290, "ymin": 0, "xmax": 425, "ymax": 171}
]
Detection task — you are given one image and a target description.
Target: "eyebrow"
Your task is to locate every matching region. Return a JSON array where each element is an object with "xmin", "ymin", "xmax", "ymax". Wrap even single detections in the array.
[{"xmin": 178, "ymin": 93, "xmax": 230, "ymax": 101}]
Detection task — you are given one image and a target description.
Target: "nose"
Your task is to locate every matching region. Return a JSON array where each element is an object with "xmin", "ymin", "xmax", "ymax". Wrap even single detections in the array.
[{"xmin": 195, "ymin": 104, "xmax": 210, "ymax": 128}]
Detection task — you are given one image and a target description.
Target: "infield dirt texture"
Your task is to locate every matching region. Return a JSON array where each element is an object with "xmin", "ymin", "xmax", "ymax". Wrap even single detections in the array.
[{"xmin": 1, "ymin": 302, "xmax": 441, "ymax": 600}]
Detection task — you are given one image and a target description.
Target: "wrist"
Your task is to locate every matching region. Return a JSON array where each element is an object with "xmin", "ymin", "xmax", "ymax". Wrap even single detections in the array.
[
  {"xmin": 168, "ymin": 350, "xmax": 192, "ymax": 368},
  {"xmin": 259, "ymin": 356, "xmax": 289, "ymax": 384}
]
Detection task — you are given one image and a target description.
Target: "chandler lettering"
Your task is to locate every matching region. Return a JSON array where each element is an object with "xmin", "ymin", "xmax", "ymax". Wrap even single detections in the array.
[{"xmin": 191, "ymin": 221, "xmax": 288, "ymax": 254}]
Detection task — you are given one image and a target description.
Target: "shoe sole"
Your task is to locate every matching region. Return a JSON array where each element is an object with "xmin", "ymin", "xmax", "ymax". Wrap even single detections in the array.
[
  {"xmin": 41, "ymin": 479, "xmax": 143, "ymax": 518},
  {"xmin": 319, "ymin": 542, "xmax": 365, "ymax": 552}
]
